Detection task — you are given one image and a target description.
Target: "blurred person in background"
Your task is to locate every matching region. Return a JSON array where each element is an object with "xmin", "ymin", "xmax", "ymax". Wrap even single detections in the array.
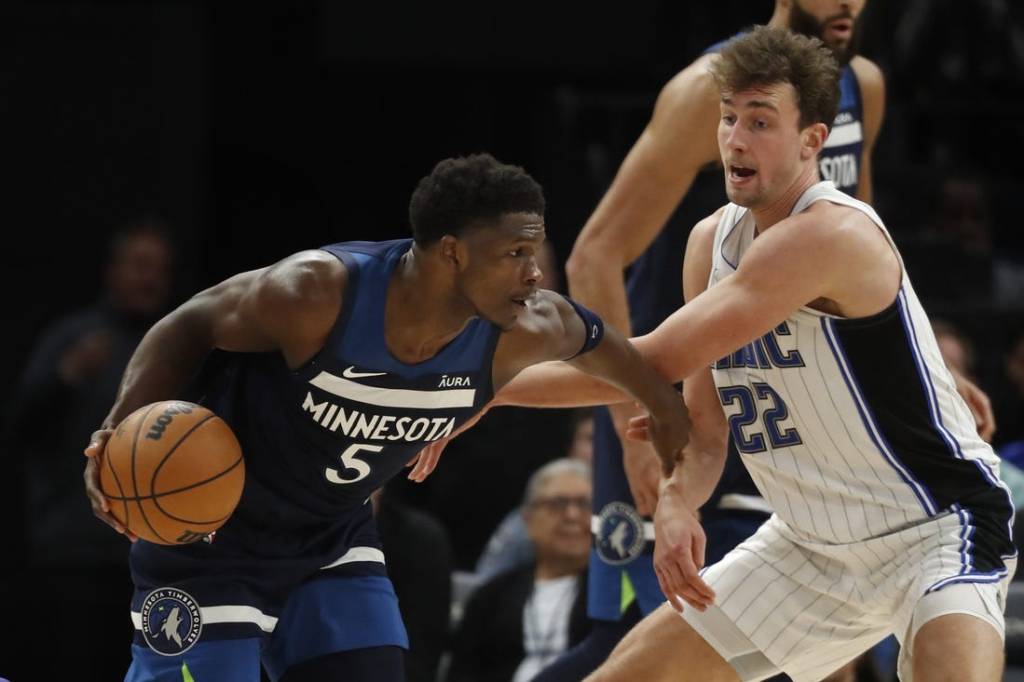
[
  {"xmin": 372, "ymin": 486, "xmax": 454, "ymax": 682},
  {"xmin": 475, "ymin": 409, "xmax": 596, "ymax": 582},
  {"xmin": 447, "ymin": 459, "xmax": 593, "ymax": 682},
  {"xmin": 931, "ymin": 318, "xmax": 978, "ymax": 379},
  {"xmin": 3, "ymin": 219, "xmax": 175, "ymax": 681}
]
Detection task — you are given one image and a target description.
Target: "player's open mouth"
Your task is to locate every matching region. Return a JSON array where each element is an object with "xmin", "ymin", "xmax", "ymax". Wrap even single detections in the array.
[
  {"xmin": 511, "ymin": 296, "xmax": 529, "ymax": 308},
  {"xmin": 729, "ymin": 165, "xmax": 757, "ymax": 183},
  {"xmin": 826, "ymin": 19, "xmax": 852, "ymax": 39}
]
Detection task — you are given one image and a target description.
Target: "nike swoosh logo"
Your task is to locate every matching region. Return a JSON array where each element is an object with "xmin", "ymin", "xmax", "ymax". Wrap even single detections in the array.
[{"xmin": 342, "ymin": 366, "xmax": 387, "ymax": 379}]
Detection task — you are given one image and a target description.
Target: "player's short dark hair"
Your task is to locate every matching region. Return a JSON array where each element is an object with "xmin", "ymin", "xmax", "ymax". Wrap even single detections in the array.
[
  {"xmin": 709, "ymin": 25, "xmax": 840, "ymax": 131},
  {"xmin": 408, "ymin": 153, "xmax": 545, "ymax": 246}
]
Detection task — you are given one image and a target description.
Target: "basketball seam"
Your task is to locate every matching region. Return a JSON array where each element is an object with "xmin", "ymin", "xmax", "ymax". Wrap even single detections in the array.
[
  {"xmin": 132, "ymin": 403, "xmax": 172, "ymax": 544},
  {"xmin": 104, "ymin": 433, "xmax": 130, "ymax": 531},
  {"xmin": 144, "ymin": 453, "xmax": 243, "ymax": 525},
  {"xmin": 148, "ymin": 413, "xmax": 218, "ymax": 501},
  {"xmin": 108, "ymin": 453, "xmax": 244, "ymax": 514}
]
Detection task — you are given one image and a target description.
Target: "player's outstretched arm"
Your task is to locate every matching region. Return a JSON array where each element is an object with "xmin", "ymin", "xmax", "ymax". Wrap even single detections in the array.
[
  {"xmin": 83, "ymin": 250, "xmax": 345, "ymax": 537},
  {"xmin": 492, "ymin": 290, "xmax": 691, "ymax": 472}
]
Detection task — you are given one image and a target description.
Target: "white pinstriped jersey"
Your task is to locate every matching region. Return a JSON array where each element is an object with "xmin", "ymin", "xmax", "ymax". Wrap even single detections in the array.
[{"xmin": 708, "ymin": 181, "xmax": 1013, "ymax": 555}]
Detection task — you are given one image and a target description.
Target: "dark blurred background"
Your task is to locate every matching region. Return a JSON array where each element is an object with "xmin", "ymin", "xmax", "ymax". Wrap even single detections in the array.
[{"xmin": 1, "ymin": 1, "xmax": 1023, "ymax": 680}]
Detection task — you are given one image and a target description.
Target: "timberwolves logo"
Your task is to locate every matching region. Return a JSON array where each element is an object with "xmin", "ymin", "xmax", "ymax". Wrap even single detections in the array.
[
  {"xmin": 140, "ymin": 587, "xmax": 202, "ymax": 655},
  {"xmin": 595, "ymin": 502, "xmax": 645, "ymax": 565}
]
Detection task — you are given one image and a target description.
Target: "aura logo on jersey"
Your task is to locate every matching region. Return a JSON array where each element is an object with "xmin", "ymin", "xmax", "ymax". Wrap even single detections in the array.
[
  {"xmin": 140, "ymin": 587, "xmax": 202, "ymax": 655},
  {"xmin": 595, "ymin": 502, "xmax": 646, "ymax": 565}
]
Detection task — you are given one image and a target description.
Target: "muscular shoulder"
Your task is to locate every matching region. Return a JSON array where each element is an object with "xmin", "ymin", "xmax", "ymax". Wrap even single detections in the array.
[
  {"xmin": 258, "ymin": 250, "xmax": 346, "ymax": 311},
  {"xmin": 795, "ymin": 201, "xmax": 886, "ymax": 253},
  {"xmin": 688, "ymin": 206, "xmax": 725, "ymax": 253},
  {"xmin": 494, "ymin": 290, "xmax": 583, "ymax": 376},
  {"xmin": 512, "ymin": 289, "xmax": 572, "ymax": 341},
  {"xmin": 252, "ymin": 250, "xmax": 348, "ymax": 348},
  {"xmin": 683, "ymin": 207, "xmax": 726, "ymax": 300}
]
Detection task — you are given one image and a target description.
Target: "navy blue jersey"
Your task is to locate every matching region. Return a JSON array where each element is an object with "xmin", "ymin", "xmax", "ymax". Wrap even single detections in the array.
[
  {"xmin": 129, "ymin": 238, "xmax": 500, "ymax": 646},
  {"xmin": 819, "ymin": 65, "xmax": 864, "ymax": 197}
]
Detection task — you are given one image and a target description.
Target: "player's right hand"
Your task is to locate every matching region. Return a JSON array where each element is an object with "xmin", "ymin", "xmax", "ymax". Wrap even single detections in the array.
[
  {"xmin": 83, "ymin": 429, "xmax": 137, "ymax": 541},
  {"xmin": 654, "ymin": 484, "xmax": 714, "ymax": 613}
]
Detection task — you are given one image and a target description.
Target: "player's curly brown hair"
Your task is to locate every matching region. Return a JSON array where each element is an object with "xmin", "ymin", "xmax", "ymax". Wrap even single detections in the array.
[{"xmin": 709, "ymin": 25, "xmax": 841, "ymax": 131}]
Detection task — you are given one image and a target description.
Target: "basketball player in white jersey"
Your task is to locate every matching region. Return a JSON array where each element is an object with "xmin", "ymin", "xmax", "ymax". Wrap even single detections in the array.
[{"xmin": 481, "ymin": 26, "xmax": 1015, "ymax": 682}]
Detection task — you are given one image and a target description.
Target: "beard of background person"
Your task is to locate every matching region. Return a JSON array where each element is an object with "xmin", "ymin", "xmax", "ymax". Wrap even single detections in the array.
[{"xmin": 788, "ymin": 1, "xmax": 865, "ymax": 66}]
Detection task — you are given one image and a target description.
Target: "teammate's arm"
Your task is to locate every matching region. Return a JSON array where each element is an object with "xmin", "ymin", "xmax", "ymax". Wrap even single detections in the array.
[
  {"xmin": 566, "ymin": 56, "xmax": 721, "ymax": 512},
  {"xmin": 565, "ymin": 54, "xmax": 722, "ymax": 333},
  {"xmin": 84, "ymin": 251, "xmax": 345, "ymax": 536},
  {"xmin": 850, "ymin": 56, "xmax": 885, "ymax": 205}
]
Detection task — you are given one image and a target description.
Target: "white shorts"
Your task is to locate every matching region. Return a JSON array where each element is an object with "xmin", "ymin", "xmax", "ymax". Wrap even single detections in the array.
[{"xmin": 680, "ymin": 514, "xmax": 1016, "ymax": 682}]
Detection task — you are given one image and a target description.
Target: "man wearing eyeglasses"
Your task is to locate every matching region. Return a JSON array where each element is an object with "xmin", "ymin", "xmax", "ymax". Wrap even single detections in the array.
[{"xmin": 448, "ymin": 459, "xmax": 593, "ymax": 682}]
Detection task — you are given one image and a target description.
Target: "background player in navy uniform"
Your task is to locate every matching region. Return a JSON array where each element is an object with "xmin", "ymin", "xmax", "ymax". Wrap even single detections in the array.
[
  {"xmin": 81, "ymin": 154, "xmax": 690, "ymax": 682},
  {"xmin": 536, "ymin": 1, "xmax": 995, "ymax": 679}
]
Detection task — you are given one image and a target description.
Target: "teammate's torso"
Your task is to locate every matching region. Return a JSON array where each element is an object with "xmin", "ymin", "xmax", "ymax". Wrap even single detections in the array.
[
  {"xmin": 197, "ymin": 239, "xmax": 500, "ymax": 556},
  {"xmin": 819, "ymin": 66, "xmax": 863, "ymax": 197},
  {"xmin": 708, "ymin": 182, "xmax": 1011, "ymax": 552}
]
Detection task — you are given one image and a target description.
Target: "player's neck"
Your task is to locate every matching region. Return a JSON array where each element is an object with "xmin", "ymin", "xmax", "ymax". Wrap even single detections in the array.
[
  {"xmin": 751, "ymin": 166, "xmax": 820, "ymax": 234},
  {"xmin": 384, "ymin": 248, "xmax": 475, "ymax": 364}
]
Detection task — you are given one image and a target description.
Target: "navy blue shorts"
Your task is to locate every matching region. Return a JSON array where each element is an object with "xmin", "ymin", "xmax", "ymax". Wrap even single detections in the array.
[{"xmin": 125, "ymin": 574, "xmax": 407, "ymax": 681}]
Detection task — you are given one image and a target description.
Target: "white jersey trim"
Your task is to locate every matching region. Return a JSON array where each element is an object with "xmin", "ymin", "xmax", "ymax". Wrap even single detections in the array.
[
  {"xmin": 320, "ymin": 545, "xmax": 386, "ymax": 569},
  {"xmin": 132, "ymin": 604, "xmax": 279, "ymax": 633},
  {"xmin": 310, "ymin": 371, "xmax": 476, "ymax": 409}
]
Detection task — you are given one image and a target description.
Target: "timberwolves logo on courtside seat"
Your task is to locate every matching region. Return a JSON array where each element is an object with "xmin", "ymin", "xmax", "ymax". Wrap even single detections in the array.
[
  {"xmin": 595, "ymin": 501, "xmax": 645, "ymax": 565},
  {"xmin": 140, "ymin": 587, "xmax": 202, "ymax": 655}
]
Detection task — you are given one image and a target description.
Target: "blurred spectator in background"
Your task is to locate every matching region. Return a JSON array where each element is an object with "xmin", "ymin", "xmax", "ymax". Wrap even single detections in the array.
[
  {"xmin": 448, "ymin": 459, "xmax": 592, "ymax": 682},
  {"xmin": 3, "ymin": 219, "xmax": 174, "ymax": 681},
  {"xmin": 995, "ymin": 328, "xmax": 1024, "ymax": 451},
  {"xmin": 475, "ymin": 410, "xmax": 595, "ymax": 582},
  {"xmin": 373, "ymin": 485, "xmax": 454, "ymax": 682},
  {"xmin": 932, "ymin": 318, "xmax": 977, "ymax": 379}
]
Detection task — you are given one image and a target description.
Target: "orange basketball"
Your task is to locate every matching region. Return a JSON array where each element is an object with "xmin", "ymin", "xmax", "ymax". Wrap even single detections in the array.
[{"xmin": 99, "ymin": 400, "xmax": 245, "ymax": 545}]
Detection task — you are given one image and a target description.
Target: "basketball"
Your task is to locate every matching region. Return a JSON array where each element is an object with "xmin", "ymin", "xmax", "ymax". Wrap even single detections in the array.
[{"xmin": 99, "ymin": 400, "xmax": 245, "ymax": 545}]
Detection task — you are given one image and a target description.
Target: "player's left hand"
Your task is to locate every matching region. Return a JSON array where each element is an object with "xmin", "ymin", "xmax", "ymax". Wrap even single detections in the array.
[
  {"xmin": 654, "ymin": 485, "xmax": 714, "ymax": 613},
  {"xmin": 949, "ymin": 368, "xmax": 996, "ymax": 442},
  {"xmin": 407, "ymin": 438, "xmax": 449, "ymax": 482},
  {"xmin": 406, "ymin": 401, "xmax": 494, "ymax": 481}
]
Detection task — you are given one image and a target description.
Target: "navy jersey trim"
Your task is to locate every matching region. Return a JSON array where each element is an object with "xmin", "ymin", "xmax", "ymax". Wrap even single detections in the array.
[{"xmin": 823, "ymin": 291, "xmax": 1014, "ymax": 572}]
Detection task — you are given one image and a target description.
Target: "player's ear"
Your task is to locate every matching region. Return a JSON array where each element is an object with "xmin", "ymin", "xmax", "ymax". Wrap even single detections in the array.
[
  {"xmin": 800, "ymin": 122, "xmax": 828, "ymax": 161},
  {"xmin": 439, "ymin": 234, "xmax": 465, "ymax": 271}
]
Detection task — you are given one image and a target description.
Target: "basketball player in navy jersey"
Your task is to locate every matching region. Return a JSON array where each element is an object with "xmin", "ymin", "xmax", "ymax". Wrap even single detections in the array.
[
  {"xmin": 495, "ymin": 27, "xmax": 1014, "ymax": 681},
  {"xmin": 81, "ymin": 154, "xmax": 690, "ymax": 682},
  {"xmin": 532, "ymin": 1, "xmax": 995, "ymax": 679}
]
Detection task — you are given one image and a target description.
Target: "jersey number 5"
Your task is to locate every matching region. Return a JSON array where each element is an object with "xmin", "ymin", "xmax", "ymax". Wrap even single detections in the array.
[
  {"xmin": 325, "ymin": 443, "xmax": 382, "ymax": 484},
  {"xmin": 718, "ymin": 382, "xmax": 802, "ymax": 454}
]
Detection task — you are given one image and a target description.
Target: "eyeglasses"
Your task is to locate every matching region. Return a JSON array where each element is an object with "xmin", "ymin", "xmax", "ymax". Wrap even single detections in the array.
[{"xmin": 531, "ymin": 495, "xmax": 591, "ymax": 514}]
